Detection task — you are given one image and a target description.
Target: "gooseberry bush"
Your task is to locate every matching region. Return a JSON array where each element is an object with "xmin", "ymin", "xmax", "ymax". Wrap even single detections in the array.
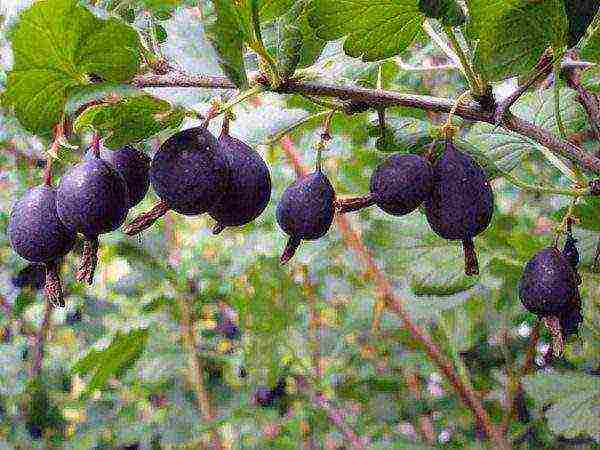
[{"xmin": 0, "ymin": 0, "xmax": 600, "ymax": 448}]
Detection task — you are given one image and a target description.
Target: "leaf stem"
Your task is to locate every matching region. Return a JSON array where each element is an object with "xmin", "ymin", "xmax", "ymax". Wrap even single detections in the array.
[
  {"xmin": 249, "ymin": 0, "xmax": 281, "ymax": 88},
  {"xmin": 553, "ymin": 54, "xmax": 567, "ymax": 140},
  {"xmin": 443, "ymin": 26, "xmax": 482, "ymax": 95}
]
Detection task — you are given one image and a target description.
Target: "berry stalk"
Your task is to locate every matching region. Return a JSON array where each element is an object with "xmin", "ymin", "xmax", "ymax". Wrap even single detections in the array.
[{"xmin": 123, "ymin": 201, "xmax": 170, "ymax": 235}]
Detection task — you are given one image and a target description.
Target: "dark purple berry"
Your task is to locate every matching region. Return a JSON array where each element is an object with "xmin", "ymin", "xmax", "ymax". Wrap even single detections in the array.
[
  {"xmin": 519, "ymin": 247, "xmax": 579, "ymax": 317},
  {"xmin": 424, "ymin": 139, "xmax": 494, "ymax": 275},
  {"xmin": 339, "ymin": 154, "xmax": 433, "ymax": 215},
  {"xmin": 559, "ymin": 293, "xmax": 583, "ymax": 337},
  {"xmin": 254, "ymin": 386, "xmax": 275, "ymax": 407},
  {"xmin": 208, "ymin": 132, "xmax": 271, "ymax": 232},
  {"xmin": 57, "ymin": 158, "xmax": 129, "ymax": 238},
  {"xmin": 150, "ymin": 126, "xmax": 228, "ymax": 215},
  {"xmin": 371, "ymin": 154, "xmax": 433, "ymax": 215},
  {"xmin": 8, "ymin": 186, "xmax": 76, "ymax": 306},
  {"xmin": 9, "ymin": 186, "xmax": 75, "ymax": 264},
  {"xmin": 86, "ymin": 145, "xmax": 151, "ymax": 207},
  {"xmin": 276, "ymin": 170, "xmax": 336, "ymax": 264},
  {"xmin": 57, "ymin": 156, "xmax": 129, "ymax": 285}
]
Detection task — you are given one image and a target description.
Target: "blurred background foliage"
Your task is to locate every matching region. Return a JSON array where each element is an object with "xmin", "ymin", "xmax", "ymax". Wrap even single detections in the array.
[{"xmin": 0, "ymin": 0, "xmax": 599, "ymax": 448}]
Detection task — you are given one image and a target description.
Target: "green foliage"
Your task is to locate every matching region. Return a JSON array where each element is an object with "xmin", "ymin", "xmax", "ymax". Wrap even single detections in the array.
[
  {"xmin": 307, "ymin": 0, "xmax": 423, "ymax": 61},
  {"xmin": 523, "ymin": 372, "xmax": 600, "ymax": 441},
  {"xmin": 466, "ymin": 0, "xmax": 567, "ymax": 81},
  {"xmin": 418, "ymin": 0, "xmax": 466, "ymax": 27},
  {"xmin": 2, "ymin": 0, "xmax": 141, "ymax": 136},
  {"xmin": 1, "ymin": 0, "xmax": 599, "ymax": 447},
  {"xmin": 73, "ymin": 94, "xmax": 185, "ymax": 148},
  {"xmin": 73, "ymin": 328, "xmax": 149, "ymax": 396},
  {"xmin": 206, "ymin": 0, "xmax": 249, "ymax": 88}
]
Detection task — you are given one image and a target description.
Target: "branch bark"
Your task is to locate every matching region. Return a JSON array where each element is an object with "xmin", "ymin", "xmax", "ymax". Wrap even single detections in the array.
[
  {"xmin": 280, "ymin": 136, "xmax": 509, "ymax": 449},
  {"xmin": 131, "ymin": 72, "xmax": 600, "ymax": 174}
]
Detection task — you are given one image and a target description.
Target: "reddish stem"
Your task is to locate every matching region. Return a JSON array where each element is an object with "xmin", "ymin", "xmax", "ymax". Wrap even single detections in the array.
[
  {"xmin": 463, "ymin": 238, "xmax": 479, "ymax": 276},
  {"xmin": 280, "ymin": 135, "xmax": 508, "ymax": 449},
  {"xmin": 76, "ymin": 237, "xmax": 99, "ymax": 285},
  {"xmin": 280, "ymin": 236, "xmax": 301, "ymax": 265},
  {"xmin": 336, "ymin": 194, "xmax": 376, "ymax": 214},
  {"xmin": 91, "ymin": 132, "xmax": 101, "ymax": 158},
  {"xmin": 44, "ymin": 260, "xmax": 64, "ymax": 308},
  {"xmin": 123, "ymin": 201, "xmax": 170, "ymax": 235},
  {"xmin": 543, "ymin": 315, "xmax": 564, "ymax": 359}
]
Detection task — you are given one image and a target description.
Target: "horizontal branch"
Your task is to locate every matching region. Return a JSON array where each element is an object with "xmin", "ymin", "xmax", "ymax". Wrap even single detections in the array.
[{"xmin": 131, "ymin": 72, "xmax": 600, "ymax": 174}]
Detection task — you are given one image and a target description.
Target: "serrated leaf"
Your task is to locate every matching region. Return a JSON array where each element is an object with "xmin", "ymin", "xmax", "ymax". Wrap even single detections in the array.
[
  {"xmin": 73, "ymin": 94, "xmax": 185, "ymax": 148},
  {"xmin": 73, "ymin": 329, "xmax": 149, "ymax": 395},
  {"xmin": 307, "ymin": 0, "xmax": 423, "ymax": 61},
  {"xmin": 368, "ymin": 117, "xmax": 436, "ymax": 153},
  {"xmin": 466, "ymin": 0, "xmax": 568, "ymax": 81},
  {"xmin": 2, "ymin": 0, "xmax": 141, "ymax": 136},
  {"xmin": 206, "ymin": 0, "xmax": 249, "ymax": 88},
  {"xmin": 418, "ymin": 0, "xmax": 466, "ymax": 27},
  {"xmin": 523, "ymin": 372, "xmax": 600, "ymax": 441}
]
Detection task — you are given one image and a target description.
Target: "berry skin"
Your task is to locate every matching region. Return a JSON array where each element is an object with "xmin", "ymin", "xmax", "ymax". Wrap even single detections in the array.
[
  {"xmin": 208, "ymin": 132, "xmax": 271, "ymax": 232},
  {"xmin": 338, "ymin": 154, "xmax": 433, "ymax": 216},
  {"xmin": 86, "ymin": 145, "xmax": 151, "ymax": 208},
  {"xmin": 276, "ymin": 170, "xmax": 336, "ymax": 264},
  {"xmin": 425, "ymin": 139, "xmax": 494, "ymax": 275},
  {"xmin": 8, "ymin": 186, "xmax": 75, "ymax": 264},
  {"xmin": 371, "ymin": 153, "xmax": 433, "ymax": 215},
  {"xmin": 56, "ymin": 158, "xmax": 130, "ymax": 238},
  {"xmin": 150, "ymin": 126, "xmax": 228, "ymax": 215},
  {"xmin": 560, "ymin": 292, "xmax": 583, "ymax": 338},
  {"xmin": 518, "ymin": 247, "xmax": 579, "ymax": 317}
]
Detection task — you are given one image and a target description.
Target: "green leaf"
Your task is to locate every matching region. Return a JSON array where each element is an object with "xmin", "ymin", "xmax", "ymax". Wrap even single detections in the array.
[
  {"xmin": 307, "ymin": 0, "xmax": 423, "ymax": 61},
  {"xmin": 2, "ymin": 0, "xmax": 141, "ymax": 136},
  {"xmin": 2, "ymin": 70, "xmax": 80, "ymax": 135},
  {"xmin": 418, "ymin": 0, "xmax": 466, "ymax": 27},
  {"xmin": 258, "ymin": 0, "xmax": 296, "ymax": 22},
  {"xmin": 275, "ymin": 1, "xmax": 326, "ymax": 77},
  {"xmin": 466, "ymin": 88, "xmax": 583, "ymax": 174},
  {"xmin": 580, "ymin": 12, "xmax": 600, "ymax": 61},
  {"xmin": 523, "ymin": 372, "xmax": 600, "ymax": 441},
  {"xmin": 553, "ymin": 197, "xmax": 600, "ymax": 232},
  {"xmin": 73, "ymin": 329, "xmax": 149, "ymax": 395},
  {"xmin": 466, "ymin": 0, "xmax": 568, "ymax": 81},
  {"xmin": 141, "ymin": 0, "xmax": 184, "ymax": 17},
  {"xmin": 206, "ymin": 0, "xmax": 249, "ymax": 88},
  {"xmin": 73, "ymin": 94, "xmax": 185, "ymax": 148}
]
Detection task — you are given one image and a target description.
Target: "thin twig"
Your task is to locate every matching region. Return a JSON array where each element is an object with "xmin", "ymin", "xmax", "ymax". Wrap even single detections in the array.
[
  {"xmin": 29, "ymin": 300, "xmax": 53, "ymax": 378},
  {"xmin": 311, "ymin": 392, "xmax": 367, "ymax": 450},
  {"xmin": 494, "ymin": 48, "xmax": 554, "ymax": 124},
  {"xmin": 131, "ymin": 71, "xmax": 600, "ymax": 173},
  {"xmin": 164, "ymin": 216, "xmax": 222, "ymax": 450},
  {"xmin": 279, "ymin": 136, "xmax": 509, "ymax": 449},
  {"xmin": 178, "ymin": 297, "xmax": 222, "ymax": 449},
  {"xmin": 502, "ymin": 320, "xmax": 540, "ymax": 433},
  {"xmin": 563, "ymin": 49, "xmax": 600, "ymax": 141}
]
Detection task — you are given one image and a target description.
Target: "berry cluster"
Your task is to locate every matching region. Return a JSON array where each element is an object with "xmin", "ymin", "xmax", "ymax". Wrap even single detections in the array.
[{"xmin": 7, "ymin": 120, "xmax": 585, "ymax": 348}]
